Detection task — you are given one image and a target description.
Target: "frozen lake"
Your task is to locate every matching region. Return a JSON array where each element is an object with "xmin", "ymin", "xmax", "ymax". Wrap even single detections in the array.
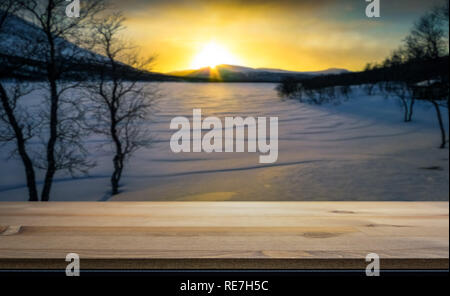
[{"xmin": 0, "ymin": 82, "xmax": 448, "ymax": 201}]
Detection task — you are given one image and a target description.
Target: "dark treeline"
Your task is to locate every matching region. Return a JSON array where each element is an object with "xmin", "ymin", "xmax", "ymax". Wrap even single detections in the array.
[
  {"xmin": 278, "ymin": 56, "xmax": 448, "ymax": 91},
  {"xmin": 0, "ymin": 52, "xmax": 198, "ymax": 82}
]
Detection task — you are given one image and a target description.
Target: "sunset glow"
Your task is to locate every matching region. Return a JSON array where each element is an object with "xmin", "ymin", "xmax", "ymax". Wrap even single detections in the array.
[
  {"xmin": 190, "ymin": 42, "xmax": 240, "ymax": 69},
  {"xmin": 113, "ymin": 0, "xmax": 444, "ymax": 73}
]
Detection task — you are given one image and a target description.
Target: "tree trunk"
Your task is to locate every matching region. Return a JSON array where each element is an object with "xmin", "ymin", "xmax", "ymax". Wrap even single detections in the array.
[
  {"xmin": 111, "ymin": 154, "xmax": 124, "ymax": 195},
  {"xmin": 447, "ymin": 97, "xmax": 449, "ymax": 128},
  {"xmin": 0, "ymin": 84, "xmax": 39, "ymax": 201},
  {"xmin": 41, "ymin": 22, "xmax": 58, "ymax": 202},
  {"xmin": 432, "ymin": 101, "xmax": 446, "ymax": 149},
  {"xmin": 110, "ymin": 109, "xmax": 124, "ymax": 195},
  {"xmin": 407, "ymin": 98, "xmax": 415, "ymax": 122},
  {"xmin": 401, "ymin": 98, "xmax": 408, "ymax": 122},
  {"xmin": 41, "ymin": 78, "xmax": 58, "ymax": 202}
]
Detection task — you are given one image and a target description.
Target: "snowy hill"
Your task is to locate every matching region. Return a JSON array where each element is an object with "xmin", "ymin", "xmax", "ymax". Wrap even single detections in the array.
[
  {"xmin": 169, "ymin": 64, "xmax": 350, "ymax": 82},
  {"xmin": 0, "ymin": 12, "xmax": 177, "ymax": 81},
  {"xmin": 0, "ymin": 12, "xmax": 105, "ymax": 63}
]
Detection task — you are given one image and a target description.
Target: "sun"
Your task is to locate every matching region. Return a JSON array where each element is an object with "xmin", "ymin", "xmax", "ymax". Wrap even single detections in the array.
[{"xmin": 191, "ymin": 42, "xmax": 240, "ymax": 69}]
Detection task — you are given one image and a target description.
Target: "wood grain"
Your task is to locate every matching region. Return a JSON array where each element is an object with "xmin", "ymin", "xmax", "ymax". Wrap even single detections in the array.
[{"xmin": 0, "ymin": 202, "xmax": 448, "ymax": 269}]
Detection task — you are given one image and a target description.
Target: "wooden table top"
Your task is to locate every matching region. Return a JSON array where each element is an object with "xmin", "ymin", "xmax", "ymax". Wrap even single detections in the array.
[{"xmin": 0, "ymin": 202, "xmax": 448, "ymax": 270}]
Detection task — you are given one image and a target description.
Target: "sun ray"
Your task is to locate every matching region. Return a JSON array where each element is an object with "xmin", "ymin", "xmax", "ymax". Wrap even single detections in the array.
[{"xmin": 191, "ymin": 42, "xmax": 240, "ymax": 69}]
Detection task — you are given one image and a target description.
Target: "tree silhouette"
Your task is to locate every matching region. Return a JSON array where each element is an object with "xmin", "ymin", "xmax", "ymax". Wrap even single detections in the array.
[
  {"xmin": 0, "ymin": 0, "xmax": 39, "ymax": 201},
  {"xmin": 84, "ymin": 14, "xmax": 156, "ymax": 196}
]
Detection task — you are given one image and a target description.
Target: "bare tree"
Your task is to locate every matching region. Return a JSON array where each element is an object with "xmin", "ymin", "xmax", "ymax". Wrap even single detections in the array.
[
  {"xmin": 405, "ymin": 10, "xmax": 448, "ymax": 61},
  {"xmin": 339, "ymin": 85, "xmax": 352, "ymax": 100},
  {"xmin": 16, "ymin": 0, "xmax": 105, "ymax": 201},
  {"xmin": 405, "ymin": 4, "xmax": 449, "ymax": 148},
  {"xmin": 363, "ymin": 83, "xmax": 376, "ymax": 96},
  {"xmin": 0, "ymin": 85, "xmax": 39, "ymax": 201},
  {"xmin": 0, "ymin": 1, "xmax": 39, "ymax": 201},
  {"xmin": 431, "ymin": 99, "xmax": 447, "ymax": 149},
  {"xmin": 435, "ymin": 0, "xmax": 450, "ymax": 125},
  {"xmin": 382, "ymin": 81, "xmax": 415, "ymax": 122},
  {"xmin": 85, "ymin": 14, "xmax": 156, "ymax": 196},
  {"xmin": 275, "ymin": 78, "xmax": 301, "ymax": 100},
  {"xmin": 412, "ymin": 80, "xmax": 448, "ymax": 148},
  {"xmin": 381, "ymin": 48, "xmax": 417, "ymax": 122}
]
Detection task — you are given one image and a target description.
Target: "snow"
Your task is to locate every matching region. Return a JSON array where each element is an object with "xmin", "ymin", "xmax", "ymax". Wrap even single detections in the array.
[{"xmin": 0, "ymin": 83, "xmax": 448, "ymax": 201}]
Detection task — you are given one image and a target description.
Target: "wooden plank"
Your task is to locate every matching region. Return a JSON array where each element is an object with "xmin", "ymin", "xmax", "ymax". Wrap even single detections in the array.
[{"xmin": 0, "ymin": 202, "xmax": 448, "ymax": 269}]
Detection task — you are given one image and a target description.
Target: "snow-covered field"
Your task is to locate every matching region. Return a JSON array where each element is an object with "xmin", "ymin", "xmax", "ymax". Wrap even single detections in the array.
[{"xmin": 0, "ymin": 82, "xmax": 448, "ymax": 201}]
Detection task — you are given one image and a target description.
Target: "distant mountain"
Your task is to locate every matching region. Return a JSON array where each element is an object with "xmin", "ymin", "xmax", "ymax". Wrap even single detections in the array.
[
  {"xmin": 169, "ymin": 64, "xmax": 350, "ymax": 82},
  {"xmin": 253, "ymin": 67, "xmax": 350, "ymax": 76}
]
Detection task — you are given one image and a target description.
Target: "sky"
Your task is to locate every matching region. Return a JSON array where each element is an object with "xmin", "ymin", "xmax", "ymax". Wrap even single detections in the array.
[{"xmin": 108, "ymin": 0, "xmax": 445, "ymax": 73}]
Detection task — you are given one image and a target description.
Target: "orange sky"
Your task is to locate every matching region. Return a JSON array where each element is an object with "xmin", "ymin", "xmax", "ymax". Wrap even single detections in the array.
[{"xmin": 110, "ymin": 0, "xmax": 444, "ymax": 73}]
